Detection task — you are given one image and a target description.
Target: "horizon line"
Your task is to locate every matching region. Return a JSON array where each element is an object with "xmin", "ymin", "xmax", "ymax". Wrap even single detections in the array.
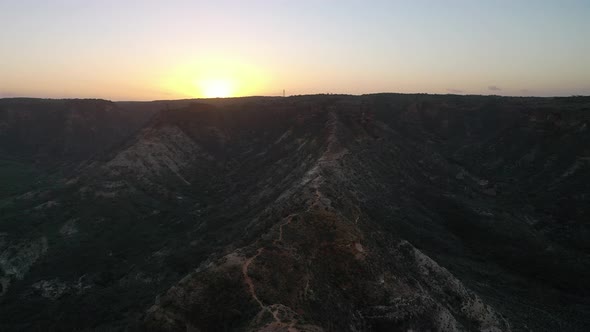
[{"xmin": 2, "ymin": 92, "xmax": 589, "ymax": 103}]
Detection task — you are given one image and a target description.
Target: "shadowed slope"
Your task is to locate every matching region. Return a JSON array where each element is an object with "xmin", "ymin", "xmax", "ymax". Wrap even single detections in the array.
[{"xmin": 0, "ymin": 95, "xmax": 589, "ymax": 331}]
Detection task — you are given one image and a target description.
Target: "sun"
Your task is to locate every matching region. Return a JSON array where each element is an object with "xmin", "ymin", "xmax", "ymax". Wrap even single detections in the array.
[
  {"xmin": 199, "ymin": 78, "xmax": 234, "ymax": 98},
  {"xmin": 163, "ymin": 59, "xmax": 268, "ymax": 98}
]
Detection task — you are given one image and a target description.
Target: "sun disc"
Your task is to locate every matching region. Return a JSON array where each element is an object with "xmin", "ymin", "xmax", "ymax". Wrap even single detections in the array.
[{"xmin": 200, "ymin": 79, "xmax": 234, "ymax": 98}]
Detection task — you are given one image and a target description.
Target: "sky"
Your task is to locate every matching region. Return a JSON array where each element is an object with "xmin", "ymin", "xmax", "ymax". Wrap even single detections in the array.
[{"xmin": 1, "ymin": 0, "xmax": 589, "ymax": 100}]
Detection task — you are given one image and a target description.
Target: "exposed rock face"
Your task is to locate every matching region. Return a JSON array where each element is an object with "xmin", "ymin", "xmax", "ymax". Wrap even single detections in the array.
[
  {"xmin": 106, "ymin": 125, "xmax": 209, "ymax": 185},
  {"xmin": 59, "ymin": 219, "xmax": 79, "ymax": 237},
  {"xmin": 0, "ymin": 237, "xmax": 48, "ymax": 297},
  {"xmin": 31, "ymin": 279, "xmax": 68, "ymax": 300},
  {"xmin": 0, "ymin": 95, "xmax": 589, "ymax": 331}
]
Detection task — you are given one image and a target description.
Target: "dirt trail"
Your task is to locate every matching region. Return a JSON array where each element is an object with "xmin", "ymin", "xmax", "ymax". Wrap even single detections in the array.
[
  {"xmin": 242, "ymin": 214, "xmax": 303, "ymax": 331},
  {"xmin": 242, "ymin": 247, "xmax": 266, "ymax": 310},
  {"xmin": 307, "ymin": 110, "xmax": 348, "ymax": 212},
  {"xmin": 320, "ymin": 110, "xmax": 343, "ymax": 161},
  {"xmin": 242, "ymin": 256, "xmax": 296, "ymax": 328},
  {"xmin": 239, "ymin": 111, "xmax": 347, "ymax": 330},
  {"xmin": 308, "ymin": 187, "xmax": 323, "ymax": 211},
  {"xmin": 274, "ymin": 214, "xmax": 297, "ymax": 245}
]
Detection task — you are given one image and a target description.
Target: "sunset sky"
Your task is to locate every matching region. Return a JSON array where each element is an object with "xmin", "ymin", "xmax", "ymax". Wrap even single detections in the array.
[{"xmin": 1, "ymin": 0, "xmax": 589, "ymax": 100}]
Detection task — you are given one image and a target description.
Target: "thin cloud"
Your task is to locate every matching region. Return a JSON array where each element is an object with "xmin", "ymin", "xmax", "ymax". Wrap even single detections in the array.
[
  {"xmin": 446, "ymin": 88, "xmax": 463, "ymax": 94},
  {"xmin": 488, "ymin": 85, "xmax": 502, "ymax": 91}
]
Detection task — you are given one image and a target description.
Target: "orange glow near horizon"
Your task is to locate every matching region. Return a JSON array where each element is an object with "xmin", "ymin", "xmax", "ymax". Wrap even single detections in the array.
[
  {"xmin": 160, "ymin": 58, "xmax": 270, "ymax": 99},
  {"xmin": 1, "ymin": 2, "xmax": 588, "ymax": 99}
]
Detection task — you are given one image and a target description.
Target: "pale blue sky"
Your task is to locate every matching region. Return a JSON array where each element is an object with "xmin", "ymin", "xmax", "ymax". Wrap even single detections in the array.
[{"xmin": 1, "ymin": 0, "xmax": 589, "ymax": 99}]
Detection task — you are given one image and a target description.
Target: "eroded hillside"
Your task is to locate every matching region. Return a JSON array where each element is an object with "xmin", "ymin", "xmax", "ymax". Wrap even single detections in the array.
[{"xmin": 0, "ymin": 95, "xmax": 589, "ymax": 331}]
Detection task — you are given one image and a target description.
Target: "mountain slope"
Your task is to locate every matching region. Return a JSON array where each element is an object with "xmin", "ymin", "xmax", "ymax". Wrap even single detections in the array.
[
  {"xmin": 0, "ymin": 95, "xmax": 589, "ymax": 331},
  {"xmin": 0, "ymin": 98, "xmax": 155, "ymax": 165},
  {"xmin": 143, "ymin": 109, "xmax": 511, "ymax": 331}
]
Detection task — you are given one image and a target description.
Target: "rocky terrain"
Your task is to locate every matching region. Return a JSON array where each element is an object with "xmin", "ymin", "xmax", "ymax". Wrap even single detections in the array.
[{"xmin": 0, "ymin": 94, "xmax": 589, "ymax": 331}]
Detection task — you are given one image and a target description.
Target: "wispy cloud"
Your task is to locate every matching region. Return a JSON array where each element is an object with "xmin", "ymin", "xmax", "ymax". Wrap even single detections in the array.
[
  {"xmin": 488, "ymin": 85, "xmax": 502, "ymax": 91},
  {"xmin": 446, "ymin": 88, "xmax": 463, "ymax": 94}
]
